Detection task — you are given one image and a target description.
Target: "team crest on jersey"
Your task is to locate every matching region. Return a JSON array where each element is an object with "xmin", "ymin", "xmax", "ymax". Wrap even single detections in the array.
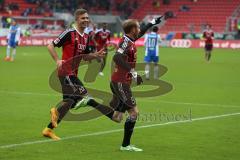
[{"xmin": 78, "ymin": 44, "xmax": 86, "ymax": 51}]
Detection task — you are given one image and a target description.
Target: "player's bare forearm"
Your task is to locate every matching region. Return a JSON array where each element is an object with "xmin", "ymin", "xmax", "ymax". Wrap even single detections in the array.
[{"xmin": 47, "ymin": 43, "xmax": 59, "ymax": 62}]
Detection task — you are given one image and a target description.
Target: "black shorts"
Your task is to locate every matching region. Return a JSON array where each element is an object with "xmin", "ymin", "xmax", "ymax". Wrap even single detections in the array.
[
  {"xmin": 59, "ymin": 75, "xmax": 88, "ymax": 103},
  {"xmin": 205, "ymin": 44, "xmax": 213, "ymax": 51},
  {"xmin": 110, "ymin": 81, "xmax": 136, "ymax": 113}
]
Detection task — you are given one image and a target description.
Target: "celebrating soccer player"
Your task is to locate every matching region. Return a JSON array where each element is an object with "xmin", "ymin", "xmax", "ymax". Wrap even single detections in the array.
[
  {"xmin": 203, "ymin": 24, "xmax": 214, "ymax": 62},
  {"xmin": 94, "ymin": 22, "xmax": 111, "ymax": 76},
  {"xmin": 144, "ymin": 26, "xmax": 161, "ymax": 80},
  {"xmin": 42, "ymin": 9, "xmax": 115, "ymax": 140},
  {"xmin": 4, "ymin": 19, "xmax": 21, "ymax": 62},
  {"xmin": 110, "ymin": 18, "xmax": 162, "ymax": 151}
]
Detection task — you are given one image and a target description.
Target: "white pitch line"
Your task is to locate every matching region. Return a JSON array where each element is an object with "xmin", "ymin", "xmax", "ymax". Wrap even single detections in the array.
[
  {"xmin": 156, "ymin": 100, "xmax": 240, "ymax": 108},
  {"xmin": 0, "ymin": 90, "xmax": 240, "ymax": 108},
  {"xmin": 0, "ymin": 112, "xmax": 240, "ymax": 149}
]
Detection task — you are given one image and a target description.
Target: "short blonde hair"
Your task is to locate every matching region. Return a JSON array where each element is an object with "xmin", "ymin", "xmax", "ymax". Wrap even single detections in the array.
[
  {"xmin": 74, "ymin": 8, "xmax": 87, "ymax": 21},
  {"xmin": 122, "ymin": 19, "xmax": 138, "ymax": 34}
]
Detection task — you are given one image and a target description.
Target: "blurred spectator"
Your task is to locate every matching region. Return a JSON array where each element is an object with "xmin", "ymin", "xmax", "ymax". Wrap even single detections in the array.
[
  {"xmin": 34, "ymin": 20, "xmax": 46, "ymax": 29},
  {"xmin": 180, "ymin": 5, "xmax": 190, "ymax": 12},
  {"xmin": 133, "ymin": 0, "xmax": 138, "ymax": 9},
  {"xmin": 152, "ymin": 0, "xmax": 160, "ymax": 7},
  {"xmin": 8, "ymin": 3, "xmax": 19, "ymax": 10},
  {"xmin": 0, "ymin": 0, "xmax": 5, "ymax": 11},
  {"xmin": 163, "ymin": 0, "xmax": 170, "ymax": 5},
  {"xmin": 22, "ymin": 8, "xmax": 32, "ymax": 16},
  {"xmin": 23, "ymin": 27, "xmax": 31, "ymax": 37},
  {"xmin": 237, "ymin": 21, "xmax": 240, "ymax": 36},
  {"xmin": 1, "ymin": 16, "xmax": 8, "ymax": 28}
]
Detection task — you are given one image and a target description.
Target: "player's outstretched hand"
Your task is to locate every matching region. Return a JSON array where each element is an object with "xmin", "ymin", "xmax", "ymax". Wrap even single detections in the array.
[
  {"xmin": 150, "ymin": 16, "xmax": 163, "ymax": 25},
  {"xmin": 136, "ymin": 75, "xmax": 143, "ymax": 85},
  {"xmin": 130, "ymin": 69, "xmax": 143, "ymax": 85},
  {"xmin": 95, "ymin": 48, "xmax": 106, "ymax": 58}
]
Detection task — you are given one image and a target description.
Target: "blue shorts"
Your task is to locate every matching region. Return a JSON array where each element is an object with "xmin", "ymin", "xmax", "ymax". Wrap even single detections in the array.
[
  {"xmin": 8, "ymin": 40, "xmax": 17, "ymax": 48},
  {"xmin": 144, "ymin": 54, "xmax": 159, "ymax": 63}
]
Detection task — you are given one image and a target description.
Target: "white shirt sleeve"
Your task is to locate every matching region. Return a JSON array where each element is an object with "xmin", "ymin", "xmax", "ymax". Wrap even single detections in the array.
[
  {"xmin": 144, "ymin": 34, "xmax": 148, "ymax": 45},
  {"xmin": 15, "ymin": 27, "xmax": 21, "ymax": 42},
  {"xmin": 158, "ymin": 34, "xmax": 162, "ymax": 43}
]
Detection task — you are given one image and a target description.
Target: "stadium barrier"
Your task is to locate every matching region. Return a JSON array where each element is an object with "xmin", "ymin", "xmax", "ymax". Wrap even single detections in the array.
[{"xmin": 0, "ymin": 37, "xmax": 240, "ymax": 49}]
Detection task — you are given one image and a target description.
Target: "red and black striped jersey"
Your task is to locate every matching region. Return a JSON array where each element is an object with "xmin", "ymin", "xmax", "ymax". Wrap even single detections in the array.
[
  {"xmin": 203, "ymin": 29, "xmax": 214, "ymax": 44},
  {"xmin": 95, "ymin": 29, "xmax": 111, "ymax": 51},
  {"xmin": 111, "ymin": 35, "xmax": 137, "ymax": 84},
  {"xmin": 52, "ymin": 27, "xmax": 90, "ymax": 76}
]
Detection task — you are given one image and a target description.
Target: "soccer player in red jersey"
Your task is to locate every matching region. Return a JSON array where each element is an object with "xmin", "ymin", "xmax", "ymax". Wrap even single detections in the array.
[
  {"xmin": 110, "ymin": 18, "xmax": 162, "ymax": 151},
  {"xmin": 42, "ymin": 9, "xmax": 115, "ymax": 140},
  {"xmin": 109, "ymin": 18, "xmax": 162, "ymax": 151},
  {"xmin": 94, "ymin": 23, "xmax": 111, "ymax": 76},
  {"xmin": 85, "ymin": 22, "xmax": 97, "ymax": 53},
  {"xmin": 203, "ymin": 24, "xmax": 214, "ymax": 62}
]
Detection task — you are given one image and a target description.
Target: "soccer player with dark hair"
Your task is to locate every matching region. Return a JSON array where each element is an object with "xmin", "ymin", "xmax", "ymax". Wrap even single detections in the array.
[
  {"xmin": 42, "ymin": 9, "xmax": 115, "ymax": 140},
  {"xmin": 94, "ymin": 22, "xmax": 111, "ymax": 76},
  {"xmin": 78, "ymin": 17, "xmax": 163, "ymax": 151},
  {"xmin": 203, "ymin": 24, "xmax": 214, "ymax": 62},
  {"xmin": 144, "ymin": 26, "xmax": 161, "ymax": 80}
]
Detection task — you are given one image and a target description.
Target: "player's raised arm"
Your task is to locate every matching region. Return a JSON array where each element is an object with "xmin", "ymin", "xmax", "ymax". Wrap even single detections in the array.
[{"xmin": 136, "ymin": 16, "xmax": 163, "ymax": 40}]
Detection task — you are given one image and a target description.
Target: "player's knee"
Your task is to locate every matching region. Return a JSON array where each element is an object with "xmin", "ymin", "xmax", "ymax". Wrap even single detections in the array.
[
  {"xmin": 112, "ymin": 113, "xmax": 123, "ymax": 123},
  {"xmin": 129, "ymin": 111, "xmax": 138, "ymax": 122},
  {"xmin": 113, "ymin": 117, "xmax": 122, "ymax": 123}
]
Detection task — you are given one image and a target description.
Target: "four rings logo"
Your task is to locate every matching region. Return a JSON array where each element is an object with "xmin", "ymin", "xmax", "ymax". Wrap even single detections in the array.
[{"xmin": 170, "ymin": 39, "xmax": 192, "ymax": 48}]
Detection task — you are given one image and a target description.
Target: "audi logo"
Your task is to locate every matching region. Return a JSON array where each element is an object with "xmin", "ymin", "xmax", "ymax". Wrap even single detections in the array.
[{"xmin": 170, "ymin": 39, "xmax": 192, "ymax": 48}]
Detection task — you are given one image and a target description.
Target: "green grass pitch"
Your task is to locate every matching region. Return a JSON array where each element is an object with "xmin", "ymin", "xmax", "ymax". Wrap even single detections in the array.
[{"xmin": 0, "ymin": 46, "xmax": 240, "ymax": 160}]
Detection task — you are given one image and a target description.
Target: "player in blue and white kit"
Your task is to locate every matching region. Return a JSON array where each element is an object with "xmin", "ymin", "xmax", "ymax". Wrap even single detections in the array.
[
  {"xmin": 4, "ymin": 19, "xmax": 21, "ymax": 62},
  {"xmin": 144, "ymin": 26, "xmax": 161, "ymax": 80}
]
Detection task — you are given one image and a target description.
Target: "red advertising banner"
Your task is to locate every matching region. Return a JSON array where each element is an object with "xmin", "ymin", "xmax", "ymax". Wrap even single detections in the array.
[
  {"xmin": 0, "ymin": 37, "xmax": 240, "ymax": 49},
  {"xmin": 169, "ymin": 39, "xmax": 240, "ymax": 49}
]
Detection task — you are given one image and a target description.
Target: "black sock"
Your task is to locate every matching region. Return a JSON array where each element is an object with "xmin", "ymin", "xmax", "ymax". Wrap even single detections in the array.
[
  {"xmin": 208, "ymin": 53, "xmax": 211, "ymax": 61},
  {"xmin": 87, "ymin": 99, "xmax": 114, "ymax": 119},
  {"xmin": 47, "ymin": 122, "xmax": 54, "ymax": 129},
  {"xmin": 46, "ymin": 99, "xmax": 74, "ymax": 129},
  {"xmin": 122, "ymin": 117, "xmax": 136, "ymax": 147}
]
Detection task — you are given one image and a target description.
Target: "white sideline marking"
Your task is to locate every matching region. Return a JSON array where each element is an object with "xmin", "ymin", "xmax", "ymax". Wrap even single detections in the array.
[
  {"xmin": 0, "ymin": 90, "xmax": 240, "ymax": 108},
  {"xmin": 0, "ymin": 112, "xmax": 240, "ymax": 149}
]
